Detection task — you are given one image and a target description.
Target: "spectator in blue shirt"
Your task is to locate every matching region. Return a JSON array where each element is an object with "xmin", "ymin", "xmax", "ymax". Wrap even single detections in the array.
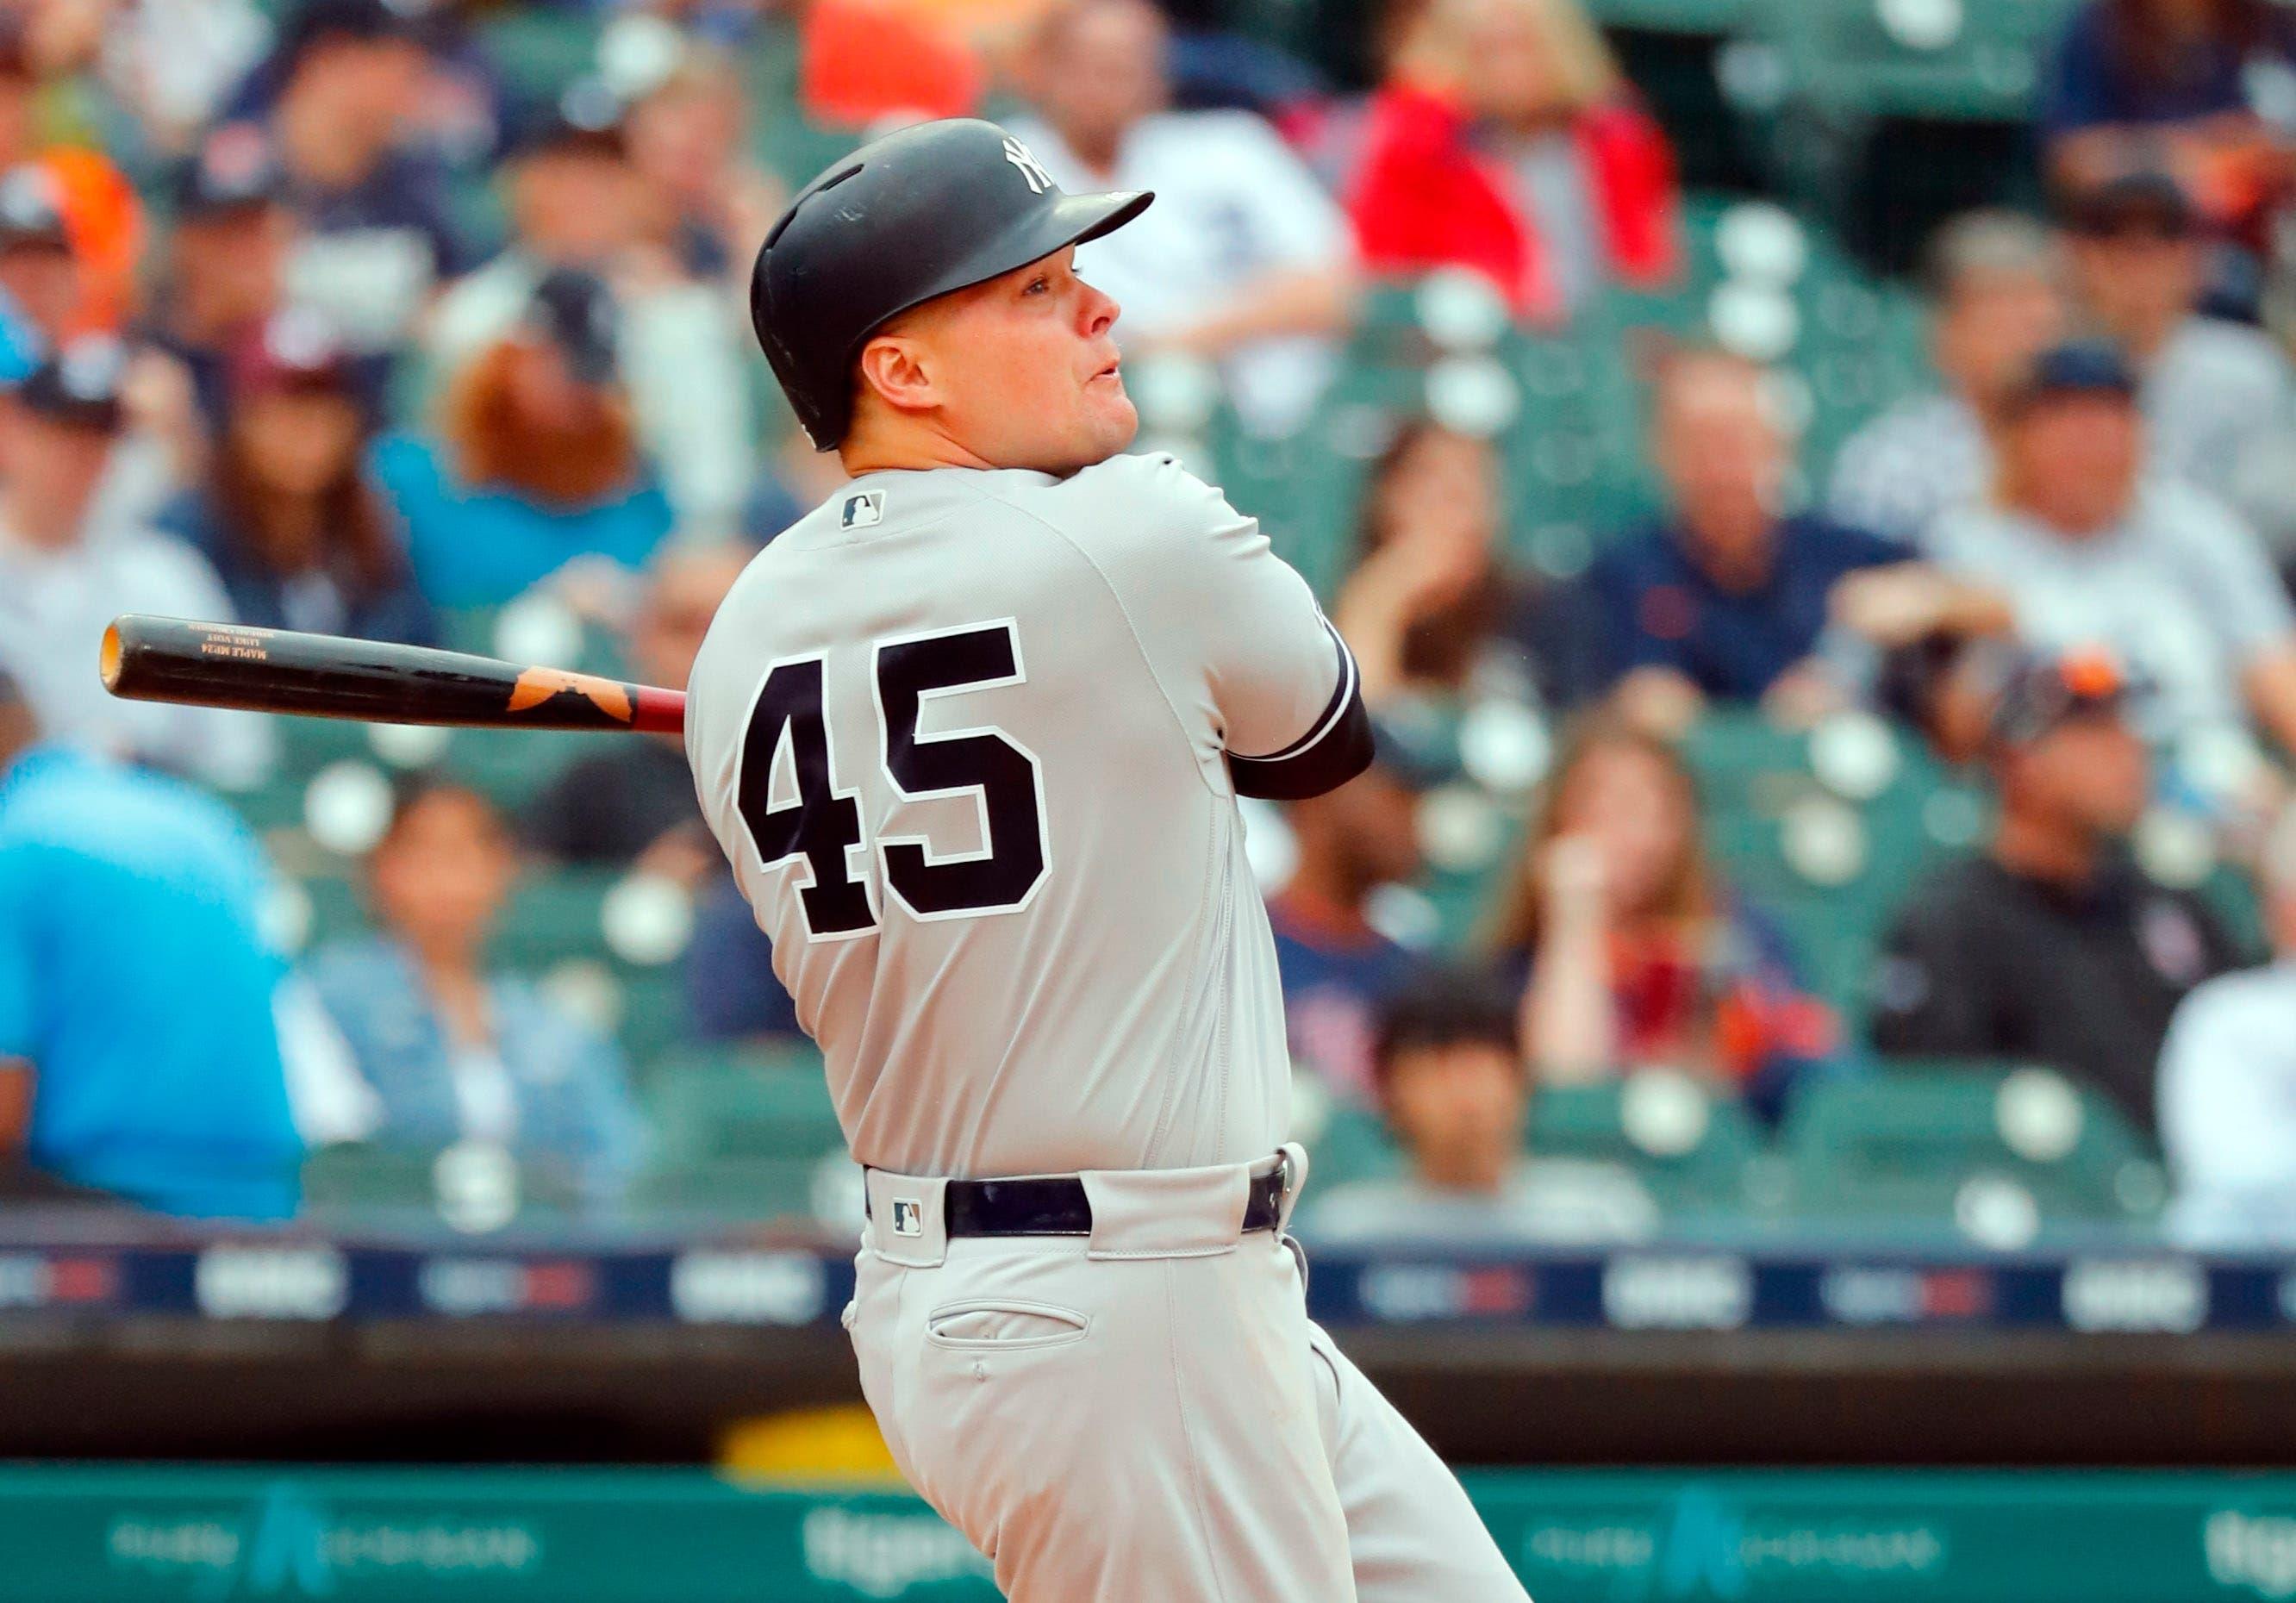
[
  {"xmin": 2041, "ymin": 0, "xmax": 2296, "ymax": 244},
  {"xmin": 308, "ymin": 777, "xmax": 642, "ymax": 1206},
  {"xmin": 160, "ymin": 308, "xmax": 435, "ymax": 645},
  {"xmin": 374, "ymin": 268, "xmax": 675, "ymax": 608},
  {"xmin": 252, "ymin": 0, "xmax": 482, "ymax": 361},
  {"xmin": 1585, "ymin": 349, "xmax": 1935, "ymax": 727},
  {"xmin": 0, "ymin": 670, "xmax": 302, "ymax": 1219},
  {"xmin": 1267, "ymin": 731, "xmax": 1434, "ymax": 1104}
]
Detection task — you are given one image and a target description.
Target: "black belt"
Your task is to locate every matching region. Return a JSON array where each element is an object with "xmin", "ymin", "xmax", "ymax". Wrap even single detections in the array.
[{"xmin": 870, "ymin": 1162, "xmax": 1290, "ymax": 1238}]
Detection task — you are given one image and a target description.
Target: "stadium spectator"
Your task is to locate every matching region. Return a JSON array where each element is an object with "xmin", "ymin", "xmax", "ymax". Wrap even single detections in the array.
[
  {"xmin": 1345, "ymin": 0, "xmax": 1678, "ymax": 321},
  {"xmin": 159, "ymin": 309, "xmax": 434, "ymax": 645},
  {"xmin": 2041, "ymin": 0, "xmax": 2296, "ymax": 241},
  {"xmin": 376, "ymin": 268, "xmax": 676, "ymax": 608},
  {"xmin": 0, "ymin": 338, "xmax": 271, "ymax": 789},
  {"xmin": 309, "ymin": 777, "xmax": 644, "ymax": 1205},
  {"xmin": 2059, "ymin": 172, "xmax": 2296, "ymax": 546},
  {"xmin": 257, "ymin": 0, "xmax": 477, "ymax": 358},
  {"xmin": 1304, "ymin": 968, "xmax": 1658, "ymax": 1244},
  {"xmin": 0, "ymin": 163, "xmax": 84, "ymax": 360},
  {"xmin": 1006, "ymin": 0, "xmax": 1357, "ymax": 438},
  {"xmin": 524, "ymin": 544, "xmax": 752, "ymax": 865},
  {"xmin": 149, "ymin": 125, "xmax": 393, "ymax": 435},
  {"xmin": 1494, "ymin": 718, "xmax": 1837, "ymax": 1122},
  {"xmin": 1871, "ymin": 646, "xmax": 2243, "ymax": 1135},
  {"xmin": 625, "ymin": 56, "xmax": 783, "ymax": 289},
  {"xmin": 1334, "ymin": 418, "xmax": 1597, "ymax": 716},
  {"xmin": 1925, "ymin": 340, "xmax": 2296, "ymax": 756},
  {"xmin": 424, "ymin": 79, "xmax": 757, "ymax": 532},
  {"xmin": 2159, "ymin": 798, "xmax": 2296, "ymax": 1247},
  {"xmin": 1583, "ymin": 351, "xmax": 1949, "ymax": 725},
  {"xmin": 1268, "ymin": 734, "xmax": 1432, "ymax": 1103},
  {"xmin": 1828, "ymin": 211, "xmax": 2069, "ymax": 546},
  {"xmin": 147, "ymin": 127, "xmax": 299, "ymax": 430},
  {"xmin": 0, "ymin": 665, "xmax": 303, "ymax": 1219}
]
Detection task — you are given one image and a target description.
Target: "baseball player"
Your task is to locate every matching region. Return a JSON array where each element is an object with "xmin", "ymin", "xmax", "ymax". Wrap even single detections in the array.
[{"xmin": 685, "ymin": 118, "xmax": 1532, "ymax": 1601}]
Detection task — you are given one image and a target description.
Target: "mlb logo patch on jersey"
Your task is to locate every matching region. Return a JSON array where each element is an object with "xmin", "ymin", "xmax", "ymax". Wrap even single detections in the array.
[
  {"xmin": 842, "ymin": 490, "xmax": 885, "ymax": 529},
  {"xmin": 891, "ymin": 1198, "xmax": 924, "ymax": 1237}
]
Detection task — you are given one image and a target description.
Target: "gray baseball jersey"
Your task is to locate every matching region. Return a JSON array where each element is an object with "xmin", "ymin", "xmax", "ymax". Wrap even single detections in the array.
[{"xmin": 685, "ymin": 451, "xmax": 1366, "ymax": 1180}]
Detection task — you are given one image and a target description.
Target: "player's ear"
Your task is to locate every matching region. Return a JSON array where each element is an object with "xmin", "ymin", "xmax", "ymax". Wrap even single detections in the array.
[{"xmin": 855, "ymin": 334, "xmax": 939, "ymax": 416}]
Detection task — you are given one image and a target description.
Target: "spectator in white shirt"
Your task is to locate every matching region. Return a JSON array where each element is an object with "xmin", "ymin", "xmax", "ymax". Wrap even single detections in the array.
[
  {"xmin": 2060, "ymin": 172, "xmax": 2296, "ymax": 552},
  {"xmin": 2160, "ymin": 801, "xmax": 2296, "ymax": 1250},
  {"xmin": 1926, "ymin": 341, "xmax": 2296, "ymax": 759},
  {"xmin": 1305, "ymin": 969, "xmax": 1659, "ymax": 1246},
  {"xmin": 1828, "ymin": 211, "xmax": 2068, "ymax": 546},
  {"xmin": 1007, "ymin": 0, "xmax": 1357, "ymax": 438},
  {"xmin": 0, "ymin": 338, "xmax": 271, "ymax": 789}
]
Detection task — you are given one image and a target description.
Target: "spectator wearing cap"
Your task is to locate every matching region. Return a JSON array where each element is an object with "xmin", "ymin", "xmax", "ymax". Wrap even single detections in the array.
[
  {"xmin": 1334, "ymin": 418, "xmax": 1600, "ymax": 719},
  {"xmin": 1266, "ymin": 728, "xmax": 1435, "ymax": 1103},
  {"xmin": 1871, "ymin": 646, "xmax": 2246, "ymax": 1135},
  {"xmin": 148, "ymin": 124, "xmax": 364, "ymax": 434},
  {"xmin": 1302, "ymin": 968, "xmax": 1659, "ymax": 1245},
  {"xmin": 2158, "ymin": 799, "xmax": 2296, "ymax": 1248},
  {"xmin": 375, "ymin": 268, "xmax": 675, "ymax": 608},
  {"xmin": 0, "ymin": 665, "xmax": 303, "ymax": 1219},
  {"xmin": 1493, "ymin": 716, "xmax": 1839, "ymax": 1124},
  {"xmin": 1005, "ymin": 0, "xmax": 1357, "ymax": 439},
  {"xmin": 257, "ymin": 0, "xmax": 477, "ymax": 358},
  {"xmin": 0, "ymin": 162, "xmax": 81, "ymax": 366},
  {"xmin": 1926, "ymin": 340, "xmax": 2296, "ymax": 757},
  {"xmin": 1583, "ymin": 350, "xmax": 1996, "ymax": 728},
  {"xmin": 158, "ymin": 309, "xmax": 434, "ymax": 645},
  {"xmin": 0, "ymin": 337, "xmax": 271, "ymax": 789},
  {"xmin": 1828, "ymin": 211, "xmax": 2071, "ymax": 546},
  {"xmin": 308, "ymin": 777, "xmax": 643, "ymax": 1207},
  {"xmin": 1344, "ymin": 0, "xmax": 1678, "ymax": 322},
  {"xmin": 424, "ymin": 78, "xmax": 755, "ymax": 532},
  {"xmin": 2060, "ymin": 172, "xmax": 2296, "ymax": 547},
  {"xmin": 2041, "ymin": 1, "xmax": 2296, "ymax": 242}
]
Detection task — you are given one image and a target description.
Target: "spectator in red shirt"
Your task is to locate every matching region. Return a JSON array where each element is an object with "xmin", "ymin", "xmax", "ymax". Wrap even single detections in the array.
[{"xmin": 1343, "ymin": 0, "xmax": 1678, "ymax": 320}]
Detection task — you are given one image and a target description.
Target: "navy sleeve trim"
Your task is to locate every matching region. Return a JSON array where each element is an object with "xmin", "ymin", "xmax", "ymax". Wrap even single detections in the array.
[{"xmin": 1226, "ymin": 622, "xmax": 1375, "ymax": 801}]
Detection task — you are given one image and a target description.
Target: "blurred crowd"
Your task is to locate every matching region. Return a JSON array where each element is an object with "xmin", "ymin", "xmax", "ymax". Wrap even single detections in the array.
[{"xmin": 0, "ymin": 0, "xmax": 2294, "ymax": 1251}]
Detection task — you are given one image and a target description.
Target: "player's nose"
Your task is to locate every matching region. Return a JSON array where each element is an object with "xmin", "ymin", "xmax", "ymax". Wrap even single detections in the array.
[{"xmin": 1080, "ymin": 281, "xmax": 1120, "ymax": 338}]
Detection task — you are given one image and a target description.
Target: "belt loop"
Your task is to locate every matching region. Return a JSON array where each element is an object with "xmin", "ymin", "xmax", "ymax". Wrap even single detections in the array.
[
  {"xmin": 1275, "ymin": 1142, "xmax": 1309, "ymax": 1233},
  {"xmin": 864, "ymin": 1170, "xmax": 950, "ymax": 1267}
]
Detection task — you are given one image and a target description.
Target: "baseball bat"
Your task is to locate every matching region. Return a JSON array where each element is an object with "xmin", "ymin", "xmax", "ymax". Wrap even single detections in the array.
[{"xmin": 100, "ymin": 615, "xmax": 686, "ymax": 735}]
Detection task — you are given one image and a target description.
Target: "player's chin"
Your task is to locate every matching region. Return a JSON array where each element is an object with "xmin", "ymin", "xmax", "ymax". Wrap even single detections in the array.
[{"xmin": 1084, "ymin": 384, "xmax": 1139, "ymax": 452}]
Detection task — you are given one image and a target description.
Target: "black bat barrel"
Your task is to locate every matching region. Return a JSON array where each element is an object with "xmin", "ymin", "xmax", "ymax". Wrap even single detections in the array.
[{"xmin": 99, "ymin": 615, "xmax": 683, "ymax": 733}]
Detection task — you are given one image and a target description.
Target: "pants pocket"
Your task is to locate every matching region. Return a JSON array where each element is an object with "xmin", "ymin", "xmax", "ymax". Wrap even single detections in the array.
[{"xmin": 924, "ymin": 1298, "xmax": 1091, "ymax": 1351}]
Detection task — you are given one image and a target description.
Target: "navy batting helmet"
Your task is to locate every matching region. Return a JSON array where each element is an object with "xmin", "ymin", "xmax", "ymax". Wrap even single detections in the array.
[{"xmin": 749, "ymin": 118, "xmax": 1152, "ymax": 451}]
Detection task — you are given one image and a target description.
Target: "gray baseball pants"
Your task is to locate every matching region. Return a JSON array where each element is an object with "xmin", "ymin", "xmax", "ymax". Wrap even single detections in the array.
[{"xmin": 845, "ymin": 1146, "xmax": 1533, "ymax": 1601}]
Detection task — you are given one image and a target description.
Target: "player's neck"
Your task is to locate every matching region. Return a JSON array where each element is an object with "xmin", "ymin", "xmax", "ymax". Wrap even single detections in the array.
[{"xmin": 839, "ymin": 421, "xmax": 999, "ymax": 477}]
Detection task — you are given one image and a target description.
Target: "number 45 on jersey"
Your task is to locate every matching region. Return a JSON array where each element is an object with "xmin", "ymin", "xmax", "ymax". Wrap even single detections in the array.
[{"xmin": 735, "ymin": 619, "xmax": 1047, "ymax": 939}]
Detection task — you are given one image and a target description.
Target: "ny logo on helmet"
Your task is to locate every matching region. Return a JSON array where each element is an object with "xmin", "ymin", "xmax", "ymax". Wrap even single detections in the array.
[{"xmin": 1001, "ymin": 137, "xmax": 1054, "ymax": 196}]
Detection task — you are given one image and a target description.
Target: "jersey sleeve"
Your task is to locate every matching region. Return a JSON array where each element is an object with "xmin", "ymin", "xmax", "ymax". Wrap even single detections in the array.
[{"xmin": 1078, "ymin": 453, "xmax": 1371, "ymax": 799}]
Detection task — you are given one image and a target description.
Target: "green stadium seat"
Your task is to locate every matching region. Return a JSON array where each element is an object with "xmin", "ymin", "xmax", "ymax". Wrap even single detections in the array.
[
  {"xmin": 1781, "ymin": 1062, "xmax": 2164, "ymax": 1235},
  {"xmin": 301, "ymin": 1142, "xmax": 588, "ymax": 1231},
  {"xmin": 646, "ymin": 1050, "xmax": 842, "ymax": 1166},
  {"xmin": 631, "ymin": 1157, "xmax": 829, "ymax": 1224},
  {"xmin": 1751, "ymin": 0, "xmax": 2077, "ymax": 124},
  {"xmin": 1528, "ymin": 1077, "xmax": 1767, "ymax": 1217}
]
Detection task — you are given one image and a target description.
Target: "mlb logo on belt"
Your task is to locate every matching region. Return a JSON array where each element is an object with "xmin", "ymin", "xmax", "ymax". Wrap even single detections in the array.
[
  {"xmin": 843, "ymin": 490, "xmax": 885, "ymax": 529},
  {"xmin": 891, "ymin": 1198, "xmax": 924, "ymax": 1237}
]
